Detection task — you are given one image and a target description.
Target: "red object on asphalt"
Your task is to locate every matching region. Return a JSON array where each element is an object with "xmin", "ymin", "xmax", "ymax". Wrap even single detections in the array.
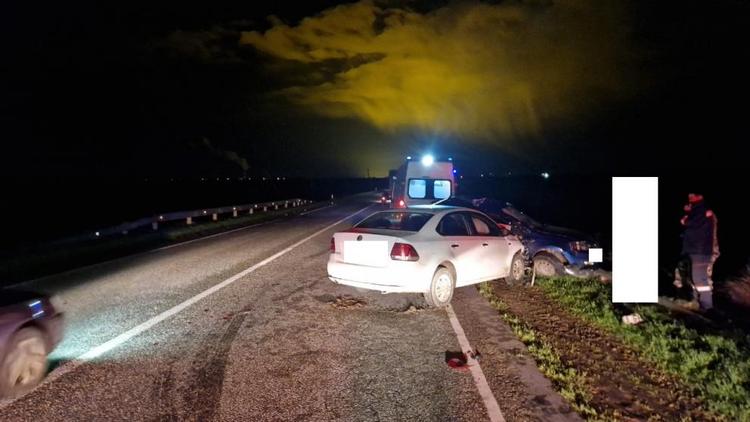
[{"xmin": 445, "ymin": 350, "xmax": 469, "ymax": 370}]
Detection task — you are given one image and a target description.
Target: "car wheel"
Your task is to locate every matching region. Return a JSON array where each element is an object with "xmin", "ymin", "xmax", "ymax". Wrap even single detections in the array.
[
  {"xmin": 0, "ymin": 327, "xmax": 49, "ymax": 399},
  {"xmin": 424, "ymin": 267, "xmax": 455, "ymax": 308},
  {"xmin": 507, "ymin": 252, "xmax": 528, "ymax": 285},
  {"xmin": 533, "ymin": 254, "xmax": 563, "ymax": 277}
]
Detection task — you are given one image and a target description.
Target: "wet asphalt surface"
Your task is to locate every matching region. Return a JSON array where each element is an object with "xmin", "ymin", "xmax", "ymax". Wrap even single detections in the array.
[{"xmin": 0, "ymin": 195, "xmax": 579, "ymax": 421}]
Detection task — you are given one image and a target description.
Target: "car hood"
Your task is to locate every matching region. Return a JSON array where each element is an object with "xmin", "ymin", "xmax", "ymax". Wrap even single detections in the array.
[{"xmin": 471, "ymin": 198, "xmax": 594, "ymax": 243}]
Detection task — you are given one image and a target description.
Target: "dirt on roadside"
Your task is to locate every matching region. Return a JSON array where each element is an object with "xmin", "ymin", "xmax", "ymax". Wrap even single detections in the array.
[{"xmin": 489, "ymin": 281, "xmax": 717, "ymax": 421}]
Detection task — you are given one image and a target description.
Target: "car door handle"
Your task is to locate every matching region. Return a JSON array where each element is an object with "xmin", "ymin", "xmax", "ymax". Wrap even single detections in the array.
[
  {"xmin": 451, "ymin": 244, "xmax": 460, "ymax": 248},
  {"xmin": 482, "ymin": 242, "xmax": 489, "ymax": 247}
]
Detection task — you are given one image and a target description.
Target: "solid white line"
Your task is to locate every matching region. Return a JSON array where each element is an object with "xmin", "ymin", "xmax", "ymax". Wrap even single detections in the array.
[
  {"xmin": 26, "ymin": 205, "xmax": 373, "ymax": 386},
  {"xmin": 445, "ymin": 304, "xmax": 506, "ymax": 422},
  {"xmin": 153, "ymin": 219, "xmax": 278, "ymax": 252},
  {"xmin": 12, "ymin": 204, "xmax": 324, "ymax": 288},
  {"xmin": 300, "ymin": 203, "xmax": 334, "ymax": 215}
]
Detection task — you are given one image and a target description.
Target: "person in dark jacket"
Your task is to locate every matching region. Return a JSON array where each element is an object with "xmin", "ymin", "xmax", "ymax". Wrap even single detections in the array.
[{"xmin": 674, "ymin": 192, "xmax": 719, "ymax": 310}]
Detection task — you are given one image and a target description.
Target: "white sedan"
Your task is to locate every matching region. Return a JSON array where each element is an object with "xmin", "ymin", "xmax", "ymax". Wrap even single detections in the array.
[{"xmin": 327, "ymin": 206, "xmax": 524, "ymax": 307}]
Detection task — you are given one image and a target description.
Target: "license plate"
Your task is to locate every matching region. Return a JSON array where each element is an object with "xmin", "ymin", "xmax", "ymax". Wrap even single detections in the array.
[{"xmin": 343, "ymin": 241, "xmax": 388, "ymax": 267}]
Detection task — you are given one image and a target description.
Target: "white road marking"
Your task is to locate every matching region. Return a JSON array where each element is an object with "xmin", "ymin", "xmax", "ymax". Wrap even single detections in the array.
[
  {"xmin": 0, "ymin": 204, "xmax": 373, "ymax": 407},
  {"xmin": 446, "ymin": 304, "xmax": 506, "ymax": 422},
  {"xmin": 152, "ymin": 219, "xmax": 277, "ymax": 252},
  {"xmin": 12, "ymin": 203, "xmax": 327, "ymax": 288},
  {"xmin": 300, "ymin": 203, "xmax": 334, "ymax": 215}
]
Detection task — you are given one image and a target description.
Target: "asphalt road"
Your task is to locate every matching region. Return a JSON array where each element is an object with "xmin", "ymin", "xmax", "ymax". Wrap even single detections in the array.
[{"xmin": 1, "ymin": 194, "xmax": 579, "ymax": 421}]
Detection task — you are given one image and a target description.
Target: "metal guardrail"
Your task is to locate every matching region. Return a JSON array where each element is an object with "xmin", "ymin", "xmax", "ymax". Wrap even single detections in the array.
[{"xmin": 92, "ymin": 198, "xmax": 310, "ymax": 239}]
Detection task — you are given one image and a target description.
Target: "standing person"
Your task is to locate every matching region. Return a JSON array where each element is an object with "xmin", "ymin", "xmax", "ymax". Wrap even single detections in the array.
[{"xmin": 676, "ymin": 192, "xmax": 719, "ymax": 311}]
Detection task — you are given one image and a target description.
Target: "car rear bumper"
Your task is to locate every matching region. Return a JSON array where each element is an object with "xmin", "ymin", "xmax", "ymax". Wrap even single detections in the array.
[
  {"xmin": 327, "ymin": 259, "xmax": 429, "ymax": 293},
  {"xmin": 328, "ymin": 276, "xmax": 425, "ymax": 293}
]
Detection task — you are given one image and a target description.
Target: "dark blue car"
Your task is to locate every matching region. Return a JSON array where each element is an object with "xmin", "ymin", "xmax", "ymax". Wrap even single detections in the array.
[{"xmin": 471, "ymin": 198, "xmax": 609, "ymax": 281}]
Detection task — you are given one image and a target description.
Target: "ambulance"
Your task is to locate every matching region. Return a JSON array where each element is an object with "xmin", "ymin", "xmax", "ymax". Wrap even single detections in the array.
[{"xmin": 390, "ymin": 155, "xmax": 455, "ymax": 208}]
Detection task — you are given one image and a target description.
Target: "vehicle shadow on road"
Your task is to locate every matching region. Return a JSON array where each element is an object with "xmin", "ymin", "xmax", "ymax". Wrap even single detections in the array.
[{"xmin": 46, "ymin": 357, "xmax": 71, "ymax": 375}]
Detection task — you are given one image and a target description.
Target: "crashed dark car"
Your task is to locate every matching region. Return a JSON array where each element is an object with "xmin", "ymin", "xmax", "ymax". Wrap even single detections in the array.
[
  {"xmin": 472, "ymin": 198, "xmax": 609, "ymax": 280},
  {"xmin": 0, "ymin": 290, "xmax": 64, "ymax": 398}
]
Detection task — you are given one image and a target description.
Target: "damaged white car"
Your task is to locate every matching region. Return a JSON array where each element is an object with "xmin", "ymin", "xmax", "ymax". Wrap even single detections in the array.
[{"xmin": 327, "ymin": 206, "xmax": 524, "ymax": 307}]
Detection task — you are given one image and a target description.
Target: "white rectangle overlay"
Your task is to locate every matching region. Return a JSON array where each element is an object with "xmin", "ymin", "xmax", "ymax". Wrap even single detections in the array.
[
  {"xmin": 588, "ymin": 248, "xmax": 603, "ymax": 263},
  {"xmin": 343, "ymin": 240, "xmax": 388, "ymax": 267},
  {"xmin": 612, "ymin": 177, "xmax": 658, "ymax": 303}
]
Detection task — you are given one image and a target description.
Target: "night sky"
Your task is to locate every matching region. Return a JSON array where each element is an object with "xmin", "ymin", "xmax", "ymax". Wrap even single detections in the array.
[{"xmin": 2, "ymin": 0, "xmax": 748, "ymax": 182}]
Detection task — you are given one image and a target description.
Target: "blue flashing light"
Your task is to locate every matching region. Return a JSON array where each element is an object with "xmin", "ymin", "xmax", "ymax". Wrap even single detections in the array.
[{"xmin": 28, "ymin": 300, "xmax": 44, "ymax": 319}]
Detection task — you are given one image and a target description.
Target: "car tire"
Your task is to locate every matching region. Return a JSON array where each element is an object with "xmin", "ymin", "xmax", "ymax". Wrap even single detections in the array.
[
  {"xmin": 0, "ymin": 327, "xmax": 49, "ymax": 399},
  {"xmin": 533, "ymin": 254, "xmax": 563, "ymax": 277},
  {"xmin": 507, "ymin": 252, "xmax": 528, "ymax": 285},
  {"xmin": 424, "ymin": 267, "xmax": 455, "ymax": 308}
]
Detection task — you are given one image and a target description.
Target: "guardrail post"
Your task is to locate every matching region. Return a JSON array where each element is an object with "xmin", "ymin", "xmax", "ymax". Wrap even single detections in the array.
[
  {"xmin": 212, "ymin": 213, "xmax": 218, "ymax": 221},
  {"xmin": 152, "ymin": 222, "xmax": 158, "ymax": 231},
  {"xmin": 186, "ymin": 216, "xmax": 192, "ymax": 225}
]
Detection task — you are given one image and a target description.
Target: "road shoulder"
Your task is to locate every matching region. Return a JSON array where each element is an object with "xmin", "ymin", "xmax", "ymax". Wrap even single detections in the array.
[{"xmin": 450, "ymin": 285, "xmax": 582, "ymax": 422}]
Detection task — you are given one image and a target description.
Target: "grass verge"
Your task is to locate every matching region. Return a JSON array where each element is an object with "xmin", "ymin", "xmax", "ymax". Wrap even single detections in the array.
[
  {"xmin": 536, "ymin": 276, "xmax": 750, "ymax": 421},
  {"xmin": 478, "ymin": 282, "xmax": 601, "ymax": 420}
]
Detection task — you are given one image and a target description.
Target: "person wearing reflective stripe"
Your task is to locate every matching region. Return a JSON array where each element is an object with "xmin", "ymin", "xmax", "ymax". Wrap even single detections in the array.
[{"xmin": 679, "ymin": 192, "xmax": 719, "ymax": 310}]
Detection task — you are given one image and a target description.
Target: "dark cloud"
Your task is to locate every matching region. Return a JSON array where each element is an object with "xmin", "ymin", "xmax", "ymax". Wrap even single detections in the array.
[
  {"xmin": 240, "ymin": 0, "xmax": 639, "ymax": 142},
  {"xmin": 153, "ymin": 26, "xmax": 245, "ymax": 63}
]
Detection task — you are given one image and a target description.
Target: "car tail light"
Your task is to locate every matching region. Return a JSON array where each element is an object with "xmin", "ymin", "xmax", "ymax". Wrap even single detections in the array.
[
  {"xmin": 398, "ymin": 199, "xmax": 405, "ymax": 208},
  {"xmin": 391, "ymin": 242, "xmax": 419, "ymax": 261},
  {"xmin": 330, "ymin": 237, "xmax": 336, "ymax": 253}
]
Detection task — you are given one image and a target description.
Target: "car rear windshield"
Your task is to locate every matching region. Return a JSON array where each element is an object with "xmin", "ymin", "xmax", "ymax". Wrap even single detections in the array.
[{"xmin": 355, "ymin": 211, "xmax": 433, "ymax": 232}]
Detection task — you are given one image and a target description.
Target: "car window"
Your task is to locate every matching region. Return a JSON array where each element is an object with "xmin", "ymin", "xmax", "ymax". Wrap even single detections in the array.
[
  {"xmin": 468, "ymin": 213, "xmax": 501, "ymax": 236},
  {"xmin": 408, "ymin": 179, "xmax": 427, "ymax": 198},
  {"xmin": 433, "ymin": 180, "xmax": 451, "ymax": 199},
  {"xmin": 356, "ymin": 211, "xmax": 433, "ymax": 231},
  {"xmin": 436, "ymin": 213, "xmax": 470, "ymax": 236}
]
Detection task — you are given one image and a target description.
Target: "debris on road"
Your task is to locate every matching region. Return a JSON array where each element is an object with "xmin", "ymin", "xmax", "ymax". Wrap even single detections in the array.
[
  {"xmin": 445, "ymin": 350, "xmax": 469, "ymax": 370},
  {"xmin": 467, "ymin": 348, "xmax": 482, "ymax": 363},
  {"xmin": 621, "ymin": 313, "xmax": 644, "ymax": 325},
  {"xmin": 329, "ymin": 296, "xmax": 367, "ymax": 309},
  {"xmin": 445, "ymin": 349, "xmax": 481, "ymax": 371},
  {"xmin": 403, "ymin": 304, "xmax": 423, "ymax": 314}
]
